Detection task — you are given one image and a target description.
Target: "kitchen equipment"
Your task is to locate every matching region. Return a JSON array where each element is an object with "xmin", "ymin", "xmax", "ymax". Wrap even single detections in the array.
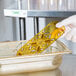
[
  {"xmin": 49, "ymin": 0, "xmax": 58, "ymax": 11},
  {"xmin": 39, "ymin": 0, "xmax": 49, "ymax": 10},
  {"xmin": 58, "ymin": 0, "xmax": 67, "ymax": 11},
  {"xmin": 22, "ymin": 0, "xmax": 28, "ymax": 10},
  {"xmin": 68, "ymin": 0, "xmax": 75, "ymax": 11},
  {"xmin": 0, "ymin": 40, "xmax": 71, "ymax": 75},
  {"xmin": 28, "ymin": 0, "xmax": 39, "ymax": 10}
]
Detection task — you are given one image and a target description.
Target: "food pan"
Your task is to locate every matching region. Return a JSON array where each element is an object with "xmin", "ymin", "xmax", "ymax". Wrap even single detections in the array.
[{"xmin": 0, "ymin": 40, "xmax": 71, "ymax": 75}]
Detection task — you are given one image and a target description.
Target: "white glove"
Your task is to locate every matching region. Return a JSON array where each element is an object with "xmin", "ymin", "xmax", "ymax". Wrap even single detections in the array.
[{"xmin": 56, "ymin": 15, "xmax": 76, "ymax": 42}]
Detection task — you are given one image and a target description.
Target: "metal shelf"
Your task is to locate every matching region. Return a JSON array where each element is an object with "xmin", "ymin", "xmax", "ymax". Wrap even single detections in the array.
[
  {"xmin": 27, "ymin": 11, "xmax": 76, "ymax": 18},
  {"xmin": 4, "ymin": 9, "xmax": 76, "ymax": 40},
  {"xmin": 4, "ymin": 9, "xmax": 76, "ymax": 18}
]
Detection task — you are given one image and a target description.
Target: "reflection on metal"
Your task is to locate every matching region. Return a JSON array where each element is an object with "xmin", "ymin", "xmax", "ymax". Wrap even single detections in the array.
[
  {"xmin": 19, "ymin": 18, "xmax": 26, "ymax": 40},
  {"xmin": 33, "ymin": 17, "xmax": 39, "ymax": 35},
  {"xmin": 27, "ymin": 11, "xmax": 76, "ymax": 17}
]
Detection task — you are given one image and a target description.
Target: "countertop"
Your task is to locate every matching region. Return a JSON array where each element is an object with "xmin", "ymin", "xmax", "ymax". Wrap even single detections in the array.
[
  {"xmin": 60, "ymin": 54, "xmax": 76, "ymax": 76},
  {"xmin": 4, "ymin": 54, "xmax": 76, "ymax": 76}
]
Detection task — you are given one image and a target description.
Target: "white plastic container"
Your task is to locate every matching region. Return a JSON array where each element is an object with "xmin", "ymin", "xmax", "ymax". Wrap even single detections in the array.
[
  {"xmin": 0, "ymin": 40, "xmax": 71, "ymax": 75},
  {"xmin": 39, "ymin": 0, "xmax": 49, "ymax": 10},
  {"xmin": 49, "ymin": 0, "xmax": 58, "ymax": 11},
  {"xmin": 68, "ymin": 0, "xmax": 75, "ymax": 11},
  {"xmin": 58, "ymin": 0, "xmax": 67, "ymax": 11}
]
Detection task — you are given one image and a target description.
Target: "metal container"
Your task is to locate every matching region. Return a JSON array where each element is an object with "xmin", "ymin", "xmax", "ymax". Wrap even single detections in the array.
[
  {"xmin": 49, "ymin": 0, "xmax": 58, "ymax": 11},
  {"xmin": 68, "ymin": 0, "xmax": 75, "ymax": 11},
  {"xmin": 58, "ymin": 0, "xmax": 67, "ymax": 11},
  {"xmin": 28, "ymin": 0, "xmax": 39, "ymax": 10},
  {"xmin": 39, "ymin": 0, "xmax": 49, "ymax": 10}
]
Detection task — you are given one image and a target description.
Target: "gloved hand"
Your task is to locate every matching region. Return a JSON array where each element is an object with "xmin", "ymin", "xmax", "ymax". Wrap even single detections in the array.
[{"xmin": 56, "ymin": 15, "xmax": 76, "ymax": 42}]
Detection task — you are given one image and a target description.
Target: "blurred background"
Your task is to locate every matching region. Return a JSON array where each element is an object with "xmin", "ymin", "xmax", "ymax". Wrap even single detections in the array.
[{"xmin": 0, "ymin": 0, "xmax": 76, "ymax": 54}]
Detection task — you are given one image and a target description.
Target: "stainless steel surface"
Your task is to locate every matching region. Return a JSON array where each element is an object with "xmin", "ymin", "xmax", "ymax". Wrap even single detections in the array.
[
  {"xmin": 27, "ymin": 11, "xmax": 76, "ymax": 17},
  {"xmin": 33, "ymin": 17, "xmax": 39, "ymax": 35},
  {"xmin": 19, "ymin": 18, "xmax": 26, "ymax": 40},
  {"xmin": 60, "ymin": 54, "xmax": 76, "ymax": 76}
]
